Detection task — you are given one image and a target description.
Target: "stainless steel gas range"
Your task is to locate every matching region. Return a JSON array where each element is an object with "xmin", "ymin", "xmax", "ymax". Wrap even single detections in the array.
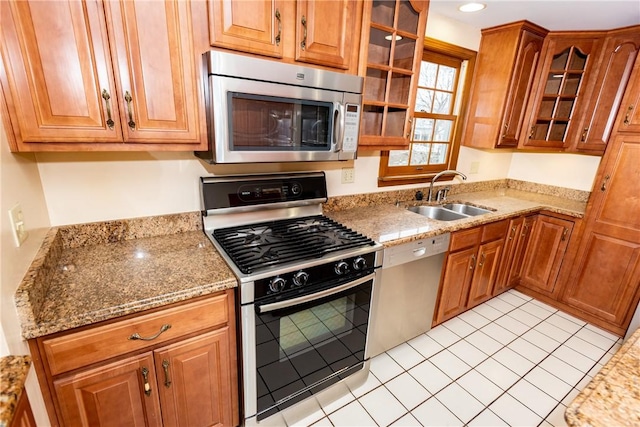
[{"xmin": 200, "ymin": 172, "xmax": 383, "ymax": 425}]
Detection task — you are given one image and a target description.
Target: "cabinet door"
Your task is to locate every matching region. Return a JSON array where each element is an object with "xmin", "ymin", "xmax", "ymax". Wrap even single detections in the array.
[
  {"xmin": 521, "ymin": 34, "xmax": 604, "ymax": 149},
  {"xmin": 209, "ymin": 0, "xmax": 284, "ymax": 58},
  {"xmin": 563, "ymin": 134, "xmax": 640, "ymax": 328},
  {"xmin": 509, "ymin": 215, "xmax": 535, "ymax": 287},
  {"xmin": 0, "ymin": 0, "xmax": 122, "ymax": 147},
  {"xmin": 468, "ymin": 239, "xmax": 504, "ymax": 307},
  {"xmin": 520, "ymin": 215, "xmax": 573, "ymax": 295},
  {"xmin": 154, "ymin": 329, "xmax": 237, "ymax": 427},
  {"xmin": 435, "ymin": 247, "xmax": 475, "ymax": 324},
  {"xmin": 618, "ymin": 51, "xmax": 640, "ymax": 133},
  {"xmin": 294, "ymin": 0, "xmax": 354, "ymax": 69},
  {"xmin": 54, "ymin": 353, "xmax": 162, "ymax": 427},
  {"xmin": 105, "ymin": 0, "xmax": 204, "ymax": 145},
  {"xmin": 573, "ymin": 28, "xmax": 640, "ymax": 153},
  {"xmin": 495, "ymin": 216, "xmax": 525, "ymax": 294}
]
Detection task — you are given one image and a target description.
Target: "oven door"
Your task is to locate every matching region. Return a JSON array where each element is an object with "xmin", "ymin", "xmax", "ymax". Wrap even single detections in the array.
[{"xmin": 242, "ymin": 274, "xmax": 374, "ymax": 421}]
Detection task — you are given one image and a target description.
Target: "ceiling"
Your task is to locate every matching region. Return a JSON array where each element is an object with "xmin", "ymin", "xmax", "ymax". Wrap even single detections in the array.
[{"xmin": 428, "ymin": 0, "xmax": 640, "ymax": 31}]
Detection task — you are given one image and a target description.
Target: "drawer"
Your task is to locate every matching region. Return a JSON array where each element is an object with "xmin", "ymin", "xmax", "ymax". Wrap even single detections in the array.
[
  {"xmin": 481, "ymin": 220, "xmax": 508, "ymax": 242},
  {"xmin": 450, "ymin": 227, "xmax": 481, "ymax": 251},
  {"xmin": 42, "ymin": 292, "xmax": 229, "ymax": 376}
]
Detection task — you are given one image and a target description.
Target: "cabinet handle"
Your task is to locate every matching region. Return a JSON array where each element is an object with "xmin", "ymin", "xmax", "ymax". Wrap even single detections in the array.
[
  {"xmin": 581, "ymin": 127, "xmax": 588, "ymax": 142},
  {"xmin": 521, "ymin": 223, "xmax": 530, "ymax": 238},
  {"xmin": 129, "ymin": 324, "xmax": 171, "ymax": 341},
  {"xmin": 300, "ymin": 15, "xmax": 307, "ymax": 50},
  {"xmin": 275, "ymin": 9, "xmax": 281, "ymax": 46},
  {"xmin": 406, "ymin": 117, "xmax": 413, "ymax": 138},
  {"xmin": 624, "ymin": 105, "xmax": 633, "ymax": 125},
  {"xmin": 561, "ymin": 227, "xmax": 569, "ymax": 241},
  {"xmin": 162, "ymin": 360, "xmax": 172, "ymax": 388},
  {"xmin": 478, "ymin": 252, "xmax": 485, "ymax": 267},
  {"xmin": 141, "ymin": 367, "xmax": 152, "ymax": 396},
  {"xmin": 124, "ymin": 91, "xmax": 136, "ymax": 130},
  {"xmin": 529, "ymin": 125, "xmax": 536, "ymax": 139},
  {"xmin": 508, "ymin": 226, "xmax": 516, "ymax": 240},
  {"xmin": 470, "ymin": 254, "xmax": 476, "ymax": 270},
  {"xmin": 600, "ymin": 174, "xmax": 611, "ymax": 192},
  {"xmin": 101, "ymin": 89, "xmax": 115, "ymax": 130}
]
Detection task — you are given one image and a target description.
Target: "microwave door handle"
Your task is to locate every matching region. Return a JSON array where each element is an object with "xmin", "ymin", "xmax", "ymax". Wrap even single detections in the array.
[
  {"xmin": 333, "ymin": 102, "xmax": 345, "ymax": 153},
  {"xmin": 257, "ymin": 273, "xmax": 375, "ymax": 314}
]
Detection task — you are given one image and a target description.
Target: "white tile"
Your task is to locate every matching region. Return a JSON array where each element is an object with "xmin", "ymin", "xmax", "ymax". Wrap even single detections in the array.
[
  {"xmin": 495, "ymin": 314, "xmax": 530, "ymax": 335},
  {"xmin": 347, "ymin": 371, "xmax": 382, "ymax": 398},
  {"xmin": 585, "ymin": 323, "xmax": 619, "ymax": 342},
  {"xmin": 389, "ymin": 413, "xmax": 421, "ymax": 427},
  {"xmin": 480, "ymin": 322, "xmax": 517, "ymax": 345},
  {"xmin": 508, "ymin": 289, "xmax": 532, "ymax": 301},
  {"xmin": 457, "ymin": 369, "xmax": 503, "ymax": 406},
  {"xmin": 552, "ymin": 345, "xmax": 598, "ymax": 374},
  {"xmin": 556, "ymin": 310, "xmax": 587, "ymax": 327},
  {"xmin": 540, "ymin": 355, "xmax": 585, "ymax": 386},
  {"xmin": 467, "ymin": 409, "xmax": 508, "ymax": 426},
  {"xmin": 544, "ymin": 403, "xmax": 569, "ymax": 427},
  {"xmin": 435, "ymin": 383, "xmax": 484, "ymax": 424},
  {"xmin": 564, "ymin": 336, "xmax": 607, "ymax": 361},
  {"xmin": 485, "ymin": 297, "xmax": 516, "ymax": 314},
  {"xmin": 429, "ymin": 349, "xmax": 471, "ymax": 380},
  {"xmin": 315, "ymin": 382, "xmax": 355, "ymax": 415},
  {"xmin": 386, "ymin": 372, "xmax": 431, "ymax": 411},
  {"xmin": 529, "ymin": 298, "xmax": 558, "ymax": 314},
  {"xmin": 524, "ymin": 366, "xmax": 574, "ymax": 401},
  {"xmin": 448, "ymin": 339, "xmax": 488, "ymax": 367},
  {"xmin": 475, "ymin": 358, "xmax": 520, "ymax": 391},
  {"xmin": 520, "ymin": 301, "xmax": 555, "ymax": 320},
  {"xmin": 327, "ymin": 401, "xmax": 376, "ymax": 427},
  {"xmin": 598, "ymin": 351, "xmax": 614, "ymax": 366},
  {"xmin": 522, "ymin": 329, "xmax": 561, "ymax": 352},
  {"xmin": 409, "ymin": 360, "xmax": 452, "ymax": 395},
  {"xmin": 488, "ymin": 393, "xmax": 543, "ymax": 427},
  {"xmin": 388, "ymin": 342, "xmax": 426, "ymax": 370},
  {"xmin": 464, "ymin": 331, "xmax": 503, "ymax": 356},
  {"xmin": 370, "ymin": 352, "xmax": 404, "ymax": 383},
  {"xmin": 411, "ymin": 397, "xmax": 461, "ymax": 426},
  {"xmin": 442, "ymin": 316, "xmax": 476, "ymax": 338},
  {"xmin": 507, "ymin": 308, "xmax": 542, "ymax": 327},
  {"xmin": 283, "ymin": 398, "xmax": 326, "ymax": 427},
  {"xmin": 310, "ymin": 416, "xmax": 333, "ymax": 427},
  {"xmin": 507, "ymin": 337, "xmax": 548, "ymax": 364},
  {"xmin": 508, "ymin": 380, "xmax": 559, "ymax": 418},
  {"xmin": 574, "ymin": 375, "xmax": 594, "ymax": 392},
  {"xmin": 427, "ymin": 325, "xmax": 461, "ymax": 347},
  {"xmin": 492, "ymin": 347, "xmax": 535, "ymax": 376},
  {"xmin": 546, "ymin": 313, "xmax": 583, "ymax": 334},
  {"xmin": 575, "ymin": 327, "xmax": 617, "ymax": 351},
  {"xmin": 473, "ymin": 303, "xmax": 503, "ymax": 321},
  {"xmin": 534, "ymin": 321, "xmax": 573, "ymax": 343},
  {"xmin": 496, "ymin": 291, "xmax": 528, "ymax": 307},
  {"xmin": 407, "ymin": 334, "xmax": 444, "ymax": 359},
  {"xmin": 458, "ymin": 309, "xmax": 492, "ymax": 329},
  {"xmin": 359, "ymin": 386, "xmax": 407, "ymax": 427},
  {"xmin": 586, "ymin": 363, "xmax": 604, "ymax": 378},
  {"xmin": 561, "ymin": 388, "xmax": 581, "ymax": 406}
]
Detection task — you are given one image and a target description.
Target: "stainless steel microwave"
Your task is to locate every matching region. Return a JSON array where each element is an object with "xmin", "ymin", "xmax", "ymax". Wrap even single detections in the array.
[{"xmin": 196, "ymin": 50, "xmax": 363, "ymax": 164}]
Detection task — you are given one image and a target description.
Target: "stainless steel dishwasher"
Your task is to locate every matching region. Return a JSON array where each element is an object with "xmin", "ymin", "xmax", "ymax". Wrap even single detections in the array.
[{"xmin": 369, "ymin": 233, "xmax": 450, "ymax": 357}]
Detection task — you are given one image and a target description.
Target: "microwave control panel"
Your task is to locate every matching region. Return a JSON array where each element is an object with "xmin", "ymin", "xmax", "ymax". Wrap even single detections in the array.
[{"xmin": 343, "ymin": 104, "xmax": 360, "ymax": 153}]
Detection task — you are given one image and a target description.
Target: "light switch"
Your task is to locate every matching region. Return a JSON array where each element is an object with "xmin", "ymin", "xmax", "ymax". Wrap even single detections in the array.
[{"xmin": 8, "ymin": 204, "xmax": 28, "ymax": 247}]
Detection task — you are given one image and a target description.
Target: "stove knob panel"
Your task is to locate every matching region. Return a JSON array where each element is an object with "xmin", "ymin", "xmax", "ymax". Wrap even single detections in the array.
[
  {"xmin": 335, "ymin": 261, "xmax": 350, "ymax": 275},
  {"xmin": 352, "ymin": 257, "xmax": 367, "ymax": 270},
  {"xmin": 293, "ymin": 271, "xmax": 309, "ymax": 286},
  {"xmin": 269, "ymin": 277, "xmax": 287, "ymax": 293},
  {"xmin": 290, "ymin": 182, "xmax": 302, "ymax": 196}
]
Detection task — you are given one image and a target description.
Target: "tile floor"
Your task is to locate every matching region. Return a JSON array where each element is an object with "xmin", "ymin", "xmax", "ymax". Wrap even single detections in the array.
[{"xmin": 277, "ymin": 290, "xmax": 623, "ymax": 427}]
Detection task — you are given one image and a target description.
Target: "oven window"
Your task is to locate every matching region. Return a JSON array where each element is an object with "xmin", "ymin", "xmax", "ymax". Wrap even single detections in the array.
[
  {"xmin": 254, "ymin": 280, "xmax": 372, "ymax": 417},
  {"xmin": 229, "ymin": 93, "xmax": 332, "ymax": 151}
]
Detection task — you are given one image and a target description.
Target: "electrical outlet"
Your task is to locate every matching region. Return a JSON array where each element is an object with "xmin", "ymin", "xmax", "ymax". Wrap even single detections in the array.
[
  {"xmin": 8, "ymin": 204, "xmax": 28, "ymax": 247},
  {"xmin": 341, "ymin": 167, "xmax": 355, "ymax": 184},
  {"xmin": 470, "ymin": 161, "xmax": 480, "ymax": 174}
]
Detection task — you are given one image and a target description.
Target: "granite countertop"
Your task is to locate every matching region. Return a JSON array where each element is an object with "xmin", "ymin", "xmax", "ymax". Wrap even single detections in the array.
[
  {"xmin": 0, "ymin": 356, "xmax": 31, "ymax": 427},
  {"xmin": 327, "ymin": 187, "xmax": 587, "ymax": 247},
  {"xmin": 565, "ymin": 328, "xmax": 640, "ymax": 426}
]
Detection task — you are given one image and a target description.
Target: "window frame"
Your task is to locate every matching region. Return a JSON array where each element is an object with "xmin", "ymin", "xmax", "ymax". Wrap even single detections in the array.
[{"xmin": 378, "ymin": 37, "xmax": 477, "ymax": 187}]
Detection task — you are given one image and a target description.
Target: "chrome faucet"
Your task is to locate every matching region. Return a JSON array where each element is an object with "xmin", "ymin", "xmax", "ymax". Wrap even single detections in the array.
[{"xmin": 428, "ymin": 170, "xmax": 468, "ymax": 202}]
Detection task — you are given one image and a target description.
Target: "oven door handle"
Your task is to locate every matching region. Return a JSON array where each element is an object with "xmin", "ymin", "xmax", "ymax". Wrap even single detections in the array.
[{"xmin": 257, "ymin": 273, "xmax": 375, "ymax": 314}]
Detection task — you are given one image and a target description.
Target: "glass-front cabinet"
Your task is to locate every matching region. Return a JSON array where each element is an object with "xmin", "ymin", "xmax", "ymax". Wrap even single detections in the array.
[{"xmin": 358, "ymin": 0, "xmax": 428, "ymax": 149}]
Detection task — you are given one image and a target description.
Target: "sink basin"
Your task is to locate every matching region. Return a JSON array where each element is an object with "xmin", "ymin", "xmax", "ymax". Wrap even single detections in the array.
[
  {"xmin": 407, "ymin": 206, "xmax": 469, "ymax": 221},
  {"xmin": 442, "ymin": 203, "xmax": 492, "ymax": 216}
]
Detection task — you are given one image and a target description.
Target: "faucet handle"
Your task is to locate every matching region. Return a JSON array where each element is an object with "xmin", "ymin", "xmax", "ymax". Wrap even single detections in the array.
[{"xmin": 436, "ymin": 186, "xmax": 451, "ymax": 202}]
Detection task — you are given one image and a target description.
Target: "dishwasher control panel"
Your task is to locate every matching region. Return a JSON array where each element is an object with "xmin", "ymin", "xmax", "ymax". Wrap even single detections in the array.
[{"xmin": 382, "ymin": 233, "xmax": 451, "ymax": 269}]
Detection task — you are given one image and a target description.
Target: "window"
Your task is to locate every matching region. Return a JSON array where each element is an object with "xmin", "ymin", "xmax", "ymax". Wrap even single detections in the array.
[{"xmin": 378, "ymin": 38, "xmax": 476, "ymax": 186}]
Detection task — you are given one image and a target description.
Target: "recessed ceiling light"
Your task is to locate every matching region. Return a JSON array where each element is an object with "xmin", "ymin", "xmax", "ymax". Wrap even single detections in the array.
[
  {"xmin": 384, "ymin": 34, "xmax": 403, "ymax": 41},
  {"xmin": 458, "ymin": 2, "xmax": 486, "ymax": 12}
]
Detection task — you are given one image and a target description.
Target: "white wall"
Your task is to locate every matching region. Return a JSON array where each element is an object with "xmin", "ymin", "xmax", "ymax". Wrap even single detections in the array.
[
  {"xmin": 0, "ymin": 120, "xmax": 52, "ymax": 425},
  {"xmin": 508, "ymin": 152, "xmax": 602, "ymax": 191}
]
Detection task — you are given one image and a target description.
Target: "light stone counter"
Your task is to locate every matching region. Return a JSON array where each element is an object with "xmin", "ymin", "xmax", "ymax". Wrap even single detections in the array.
[{"xmin": 0, "ymin": 356, "xmax": 31, "ymax": 427}]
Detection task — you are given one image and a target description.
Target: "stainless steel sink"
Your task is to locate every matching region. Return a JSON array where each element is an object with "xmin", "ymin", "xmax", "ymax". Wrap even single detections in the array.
[{"xmin": 442, "ymin": 203, "xmax": 492, "ymax": 216}]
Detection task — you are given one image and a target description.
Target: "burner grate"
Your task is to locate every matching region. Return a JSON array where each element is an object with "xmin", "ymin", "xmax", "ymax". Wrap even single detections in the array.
[{"xmin": 213, "ymin": 215, "xmax": 374, "ymax": 274}]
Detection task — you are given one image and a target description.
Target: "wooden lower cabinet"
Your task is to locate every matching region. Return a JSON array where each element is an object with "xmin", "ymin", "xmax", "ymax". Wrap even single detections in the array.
[
  {"xmin": 494, "ymin": 215, "xmax": 535, "ymax": 294},
  {"xmin": 30, "ymin": 291, "xmax": 239, "ymax": 427},
  {"xmin": 11, "ymin": 391, "xmax": 37, "ymax": 427}
]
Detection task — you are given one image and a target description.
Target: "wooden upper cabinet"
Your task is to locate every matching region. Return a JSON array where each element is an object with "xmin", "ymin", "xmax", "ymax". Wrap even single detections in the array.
[
  {"xmin": 358, "ymin": 0, "xmax": 428, "ymax": 150},
  {"xmin": 0, "ymin": 0, "xmax": 122, "ymax": 147},
  {"xmin": 572, "ymin": 26, "xmax": 640, "ymax": 154},
  {"xmin": 520, "ymin": 33, "xmax": 605, "ymax": 150},
  {"xmin": 617, "ymin": 46, "xmax": 640, "ymax": 133},
  {"xmin": 209, "ymin": 0, "xmax": 284, "ymax": 58},
  {"xmin": 463, "ymin": 21, "xmax": 548, "ymax": 149}
]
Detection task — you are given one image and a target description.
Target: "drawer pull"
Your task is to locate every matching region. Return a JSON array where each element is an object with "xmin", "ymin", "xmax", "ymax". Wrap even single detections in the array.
[
  {"xmin": 129, "ymin": 324, "xmax": 171, "ymax": 341},
  {"xmin": 162, "ymin": 360, "xmax": 172, "ymax": 388},
  {"xmin": 141, "ymin": 367, "xmax": 152, "ymax": 396}
]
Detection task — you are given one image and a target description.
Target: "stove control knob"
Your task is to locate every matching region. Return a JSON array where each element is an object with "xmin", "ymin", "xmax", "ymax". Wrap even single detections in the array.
[
  {"xmin": 290, "ymin": 183, "xmax": 302, "ymax": 196},
  {"xmin": 335, "ymin": 261, "xmax": 349, "ymax": 275},
  {"xmin": 293, "ymin": 271, "xmax": 309, "ymax": 286},
  {"xmin": 353, "ymin": 257, "xmax": 367, "ymax": 270},
  {"xmin": 269, "ymin": 277, "xmax": 286, "ymax": 293}
]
